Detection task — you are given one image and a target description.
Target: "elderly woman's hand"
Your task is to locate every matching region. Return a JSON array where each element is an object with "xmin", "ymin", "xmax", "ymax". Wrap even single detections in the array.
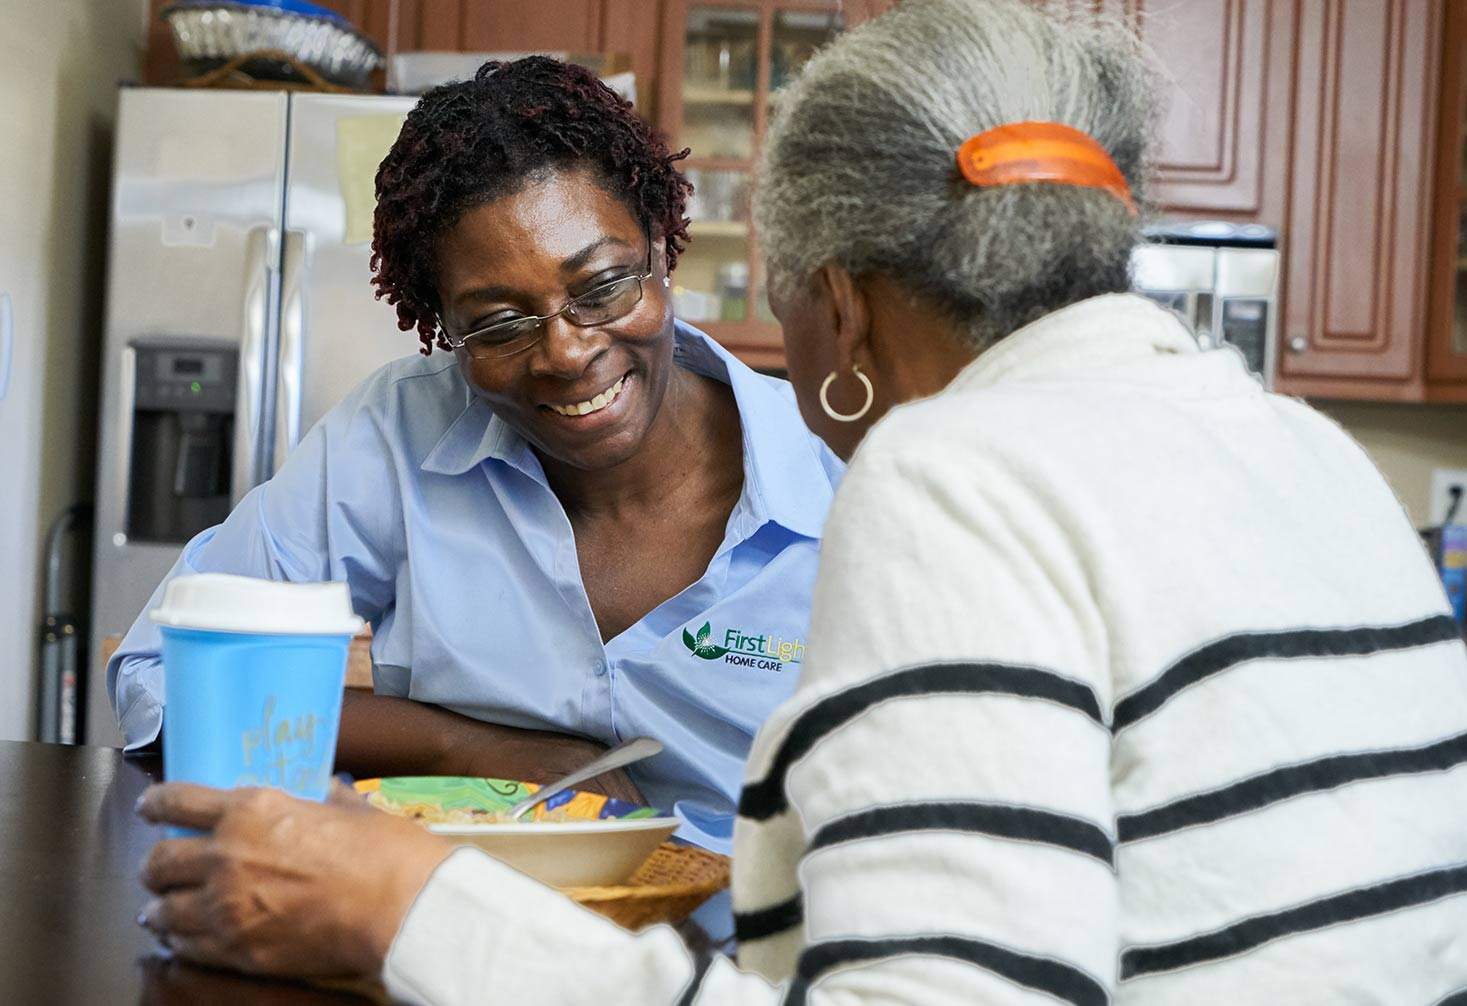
[{"xmin": 137, "ymin": 782, "xmax": 453, "ymax": 979}]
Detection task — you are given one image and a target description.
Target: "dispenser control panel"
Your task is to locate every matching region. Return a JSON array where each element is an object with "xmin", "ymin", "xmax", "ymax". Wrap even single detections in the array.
[{"xmin": 134, "ymin": 345, "xmax": 237, "ymax": 413}]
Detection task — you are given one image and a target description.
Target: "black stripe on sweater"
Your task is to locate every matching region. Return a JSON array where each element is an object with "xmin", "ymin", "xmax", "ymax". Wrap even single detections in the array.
[
  {"xmin": 734, "ymin": 893, "xmax": 804, "ymax": 944},
  {"xmin": 783, "ymin": 935, "xmax": 1108, "ymax": 1006},
  {"xmin": 1118, "ymin": 730, "xmax": 1467, "ymax": 843},
  {"xmin": 740, "ymin": 662, "xmax": 1105, "ymax": 822},
  {"xmin": 737, "ymin": 801, "xmax": 1115, "ymax": 946},
  {"xmin": 811, "ymin": 801, "xmax": 1115, "ymax": 867},
  {"xmin": 1112, "ymin": 616, "xmax": 1461, "ymax": 734},
  {"xmin": 1121, "ymin": 862, "xmax": 1467, "ymax": 979}
]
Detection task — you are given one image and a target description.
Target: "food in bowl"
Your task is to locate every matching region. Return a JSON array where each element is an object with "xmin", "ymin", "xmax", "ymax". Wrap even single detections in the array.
[
  {"xmin": 365, "ymin": 791, "xmax": 563, "ymax": 825},
  {"xmin": 355, "ymin": 775, "xmax": 659, "ymax": 824},
  {"xmin": 354, "ymin": 776, "xmax": 680, "ymax": 887}
]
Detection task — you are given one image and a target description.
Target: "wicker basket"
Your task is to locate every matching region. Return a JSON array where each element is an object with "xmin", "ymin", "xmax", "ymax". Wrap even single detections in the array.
[
  {"xmin": 561, "ymin": 843, "xmax": 731, "ymax": 931},
  {"xmin": 309, "ymin": 843, "xmax": 730, "ymax": 1003}
]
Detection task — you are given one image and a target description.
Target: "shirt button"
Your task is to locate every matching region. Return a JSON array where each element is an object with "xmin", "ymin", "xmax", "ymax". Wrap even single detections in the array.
[{"xmin": 592, "ymin": 658, "xmax": 608, "ymax": 677}]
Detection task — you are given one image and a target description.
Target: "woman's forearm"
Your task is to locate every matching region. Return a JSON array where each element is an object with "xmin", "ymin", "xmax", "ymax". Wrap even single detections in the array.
[{"xmin": 333, "ymin": 691, "xmax": 644, "ymax": 802}]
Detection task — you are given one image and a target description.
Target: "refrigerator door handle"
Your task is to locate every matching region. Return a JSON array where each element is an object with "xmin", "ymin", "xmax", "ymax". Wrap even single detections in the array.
[
  {"xmin": 235, "ymin": 224, "xmax": 280, "ymax": 504},
  {"xmin": 111, "ymin": 346, "xmax": 138, "ymax": 546},
  {"xmin": 275, "ymin": 228, "xmax": 308, "ymax": 473}
]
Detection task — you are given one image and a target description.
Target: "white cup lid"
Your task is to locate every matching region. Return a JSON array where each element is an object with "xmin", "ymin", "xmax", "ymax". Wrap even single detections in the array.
[{"xmin": 150, "ymin": 573, "xmax": 365, "ymax": 636}]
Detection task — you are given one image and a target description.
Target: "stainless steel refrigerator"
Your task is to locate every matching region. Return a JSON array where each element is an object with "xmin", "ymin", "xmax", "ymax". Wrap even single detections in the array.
[{"xmin": 88, "ymin": 88, "xmax": 417, "ymax": 745}]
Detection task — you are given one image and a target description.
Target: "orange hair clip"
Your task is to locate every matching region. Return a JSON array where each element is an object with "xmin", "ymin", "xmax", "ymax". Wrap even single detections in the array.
[{"xmin": 956, "ymin": 121, "xmax": 1137, "ymax": 215}]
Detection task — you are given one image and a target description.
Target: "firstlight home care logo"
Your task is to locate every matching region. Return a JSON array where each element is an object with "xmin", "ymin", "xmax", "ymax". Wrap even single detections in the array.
[{"xmin": 681, "ymin": 621, "xmax": 804, "ymax": 672}]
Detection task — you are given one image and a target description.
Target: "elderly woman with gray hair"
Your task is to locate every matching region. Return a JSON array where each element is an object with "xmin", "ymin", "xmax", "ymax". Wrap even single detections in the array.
[{"xmin": 135, "ymin": 1, "xmax": 1467, "ymax": 1002}]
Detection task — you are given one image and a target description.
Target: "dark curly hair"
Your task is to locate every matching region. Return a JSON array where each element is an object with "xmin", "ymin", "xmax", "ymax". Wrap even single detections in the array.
[{"xmin": 370, "ymin": 56, "xmax": 693, "ymax": 354}]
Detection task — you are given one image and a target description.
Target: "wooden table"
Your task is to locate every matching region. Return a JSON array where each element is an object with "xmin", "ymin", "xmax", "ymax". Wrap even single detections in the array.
[{"xmin": 0, "ymin": 740, "xmax": 374, "ymax": 1005}]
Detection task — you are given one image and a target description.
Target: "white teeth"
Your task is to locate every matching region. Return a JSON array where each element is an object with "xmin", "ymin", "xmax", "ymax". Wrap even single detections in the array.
[{"xmin": 551, "ymin": 376, "xmax": 625, "ymax": 417}]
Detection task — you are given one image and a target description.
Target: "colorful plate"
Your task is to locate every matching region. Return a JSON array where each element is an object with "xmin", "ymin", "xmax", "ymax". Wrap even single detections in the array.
[{"xmin": 353, "ymin": 775, "xmax": 660, "ymax": 823}]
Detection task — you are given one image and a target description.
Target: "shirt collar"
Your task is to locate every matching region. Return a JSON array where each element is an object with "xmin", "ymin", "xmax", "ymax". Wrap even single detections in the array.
[
  {"xmin": 949, "ymin": 292, "xmax": 1201, "ymax": 393},
  {"xmin": 420, "ymin": 322, "xmax": 833, "ymax": 540},
  {"xmin": 420, "ymin": 386, "xmax": 534, "ymax": 479}
]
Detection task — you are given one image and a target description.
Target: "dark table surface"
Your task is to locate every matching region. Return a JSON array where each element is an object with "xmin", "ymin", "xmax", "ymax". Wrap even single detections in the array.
[{"xmin": 0, "ymin": 740, "xmax": 376, "ymax": 1006}]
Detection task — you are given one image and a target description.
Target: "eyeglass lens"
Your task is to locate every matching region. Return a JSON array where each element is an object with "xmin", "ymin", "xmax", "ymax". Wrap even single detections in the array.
[{"xmin": 463, "ymin": 275, "xmax": 646, "ymax": 359}]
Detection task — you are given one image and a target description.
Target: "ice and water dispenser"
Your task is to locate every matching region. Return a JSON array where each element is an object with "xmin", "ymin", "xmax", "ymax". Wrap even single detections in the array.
[{"xmin": 126, "ymin": 338, "xmax": 238, "ymax": 543}]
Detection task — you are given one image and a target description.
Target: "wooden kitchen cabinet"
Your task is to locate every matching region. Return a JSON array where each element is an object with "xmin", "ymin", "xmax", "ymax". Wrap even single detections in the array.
[
  {"xmin": 1115, "ymin": 0, "xmax": 1463, "ymax": 403},
  {"xmin": 1424, "ymin": 0, "xmax": 1467, "ymax": 399},
  {"xmin": 1095, "ymin": 0, "xmax": 1457, "ymax": 403},
  {"xmin": 1113, "ymin": 0, "xmax": 1287, "ymax": 220},
  {"xmin": 792, "ymin": 0, "xmax": 1293, "ymax": 223},
  {"xmin": 1275, "ymin": 0, "xmax": 1444, "ymax": 399},
  {"xmin": 657, "ymin": 0, "xmax": 847, "ymax": 368},
  {"xmin": 842, "ymin": 0, "xmax": 901, "ymax": 18},
  {"xmin": 395, "ymin": 0, "xmax": 663, "ymax": 114}
]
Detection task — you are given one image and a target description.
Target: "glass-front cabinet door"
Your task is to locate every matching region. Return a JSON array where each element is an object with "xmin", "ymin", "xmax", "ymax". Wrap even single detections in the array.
[
  {"xmin": 1429, "ymin": 0, "xmax": 1467, "ymax": 396},
  {"xmin": 661, "ymin": 1, "xmax": 845, "ymax": 369}
]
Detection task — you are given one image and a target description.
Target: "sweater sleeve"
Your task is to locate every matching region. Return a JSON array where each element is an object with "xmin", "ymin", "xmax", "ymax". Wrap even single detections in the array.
[
  {"xmin": 384, "ymin": 432, "xmax": 1118, "ymax": 1005},
  {"xmin": 383, "ymin": 847, "xmax": 778, "ymax": 1006}
]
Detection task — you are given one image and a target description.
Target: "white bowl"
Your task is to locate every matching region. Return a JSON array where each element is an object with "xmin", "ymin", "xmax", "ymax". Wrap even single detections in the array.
[{"xmin": 427, "ymin": 817, "xmax": 681, "ymax": 888}]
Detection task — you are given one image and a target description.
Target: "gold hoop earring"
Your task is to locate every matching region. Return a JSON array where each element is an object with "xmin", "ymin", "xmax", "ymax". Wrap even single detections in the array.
[{"xmin": 819, "ymin": 366, "xmax": 874, "ymax": 423}]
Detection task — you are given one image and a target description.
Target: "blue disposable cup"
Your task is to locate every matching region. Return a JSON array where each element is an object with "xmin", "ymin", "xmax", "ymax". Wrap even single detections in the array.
[
  {"xmin": 152, "ymin": 574, "xmax": 363, "ymax": 823},
  {"xmin": 159, "ymin": 627, "xmax": 351, "ymax": 799}
]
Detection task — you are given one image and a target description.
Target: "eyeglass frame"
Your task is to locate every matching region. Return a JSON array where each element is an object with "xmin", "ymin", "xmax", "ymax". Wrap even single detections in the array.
[{"xmin": 437, "ymin": 229, "xmax": 659, "ymax": 360}]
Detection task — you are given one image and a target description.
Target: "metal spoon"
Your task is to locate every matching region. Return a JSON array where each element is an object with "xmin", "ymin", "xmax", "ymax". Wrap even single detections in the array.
[{"xmin": 506, "ymin": 736, "xmax": 664, "ymax": 821}]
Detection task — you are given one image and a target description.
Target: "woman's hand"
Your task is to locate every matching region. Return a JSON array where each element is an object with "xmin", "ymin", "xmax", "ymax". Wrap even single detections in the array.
[{"xmin": 137, "ymin": 782, "xmax": 453, "ymax": 980}]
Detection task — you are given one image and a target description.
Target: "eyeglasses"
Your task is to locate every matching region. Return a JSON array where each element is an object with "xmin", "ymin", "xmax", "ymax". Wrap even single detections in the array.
[{"xmin": 442, "ymin": 234, "xmax": 657, "ymax": 361}]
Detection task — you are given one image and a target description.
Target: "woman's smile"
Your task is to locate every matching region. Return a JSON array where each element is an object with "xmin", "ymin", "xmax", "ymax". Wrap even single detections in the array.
[{"xmin": 538, "ymin": 370, "xmax": 634, "ymax": 429}]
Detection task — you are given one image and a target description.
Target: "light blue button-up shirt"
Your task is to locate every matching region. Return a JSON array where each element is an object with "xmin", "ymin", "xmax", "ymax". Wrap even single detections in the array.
[{"xmin": 109, "ymin": 323, "xmax": 841, "ymax": 853}]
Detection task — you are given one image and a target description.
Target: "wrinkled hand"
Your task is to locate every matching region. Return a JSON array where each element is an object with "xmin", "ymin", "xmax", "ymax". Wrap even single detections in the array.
[{"xmin": 137, "ymin": 782, "xmax": 453, "ymax": 980}]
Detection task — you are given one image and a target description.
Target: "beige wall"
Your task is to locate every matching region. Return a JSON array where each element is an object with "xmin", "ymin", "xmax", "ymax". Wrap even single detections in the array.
[
  {"xmin": 0, "ymin": 0, "xmax": 142, "ymax": 740},
  {"xmin": 1316, "ymin": 401, "xmax": 1467, "ymax": 528}
]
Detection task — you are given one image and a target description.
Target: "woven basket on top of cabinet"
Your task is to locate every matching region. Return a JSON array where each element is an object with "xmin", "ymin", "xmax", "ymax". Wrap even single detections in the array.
[{"xmin": 561, "ymin": 843, "xmax": 731, "ymax": 930}]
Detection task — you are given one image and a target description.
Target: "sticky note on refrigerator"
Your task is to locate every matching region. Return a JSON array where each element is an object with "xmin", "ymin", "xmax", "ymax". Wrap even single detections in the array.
[{"xmin": 337, "ymin": 115, "xmax": 408, "ymax": 245}]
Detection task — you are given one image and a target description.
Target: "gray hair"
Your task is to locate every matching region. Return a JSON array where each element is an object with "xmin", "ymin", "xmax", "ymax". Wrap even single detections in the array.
[{"xmin": 755, "ymin": 0, "xmax": 1154, "ymax": 349}]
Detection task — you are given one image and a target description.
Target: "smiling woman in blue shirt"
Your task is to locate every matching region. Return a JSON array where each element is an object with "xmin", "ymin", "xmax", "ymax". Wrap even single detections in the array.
[{"xmin": 107, "ymin": 57, "xmax": 842, "ymax": 856}]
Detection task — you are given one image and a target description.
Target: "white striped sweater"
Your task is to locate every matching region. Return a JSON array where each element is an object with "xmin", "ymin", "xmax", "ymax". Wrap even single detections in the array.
[{"xmin": 384, "ymin": 294, "xmax": 1467, "ymax": 1005}]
